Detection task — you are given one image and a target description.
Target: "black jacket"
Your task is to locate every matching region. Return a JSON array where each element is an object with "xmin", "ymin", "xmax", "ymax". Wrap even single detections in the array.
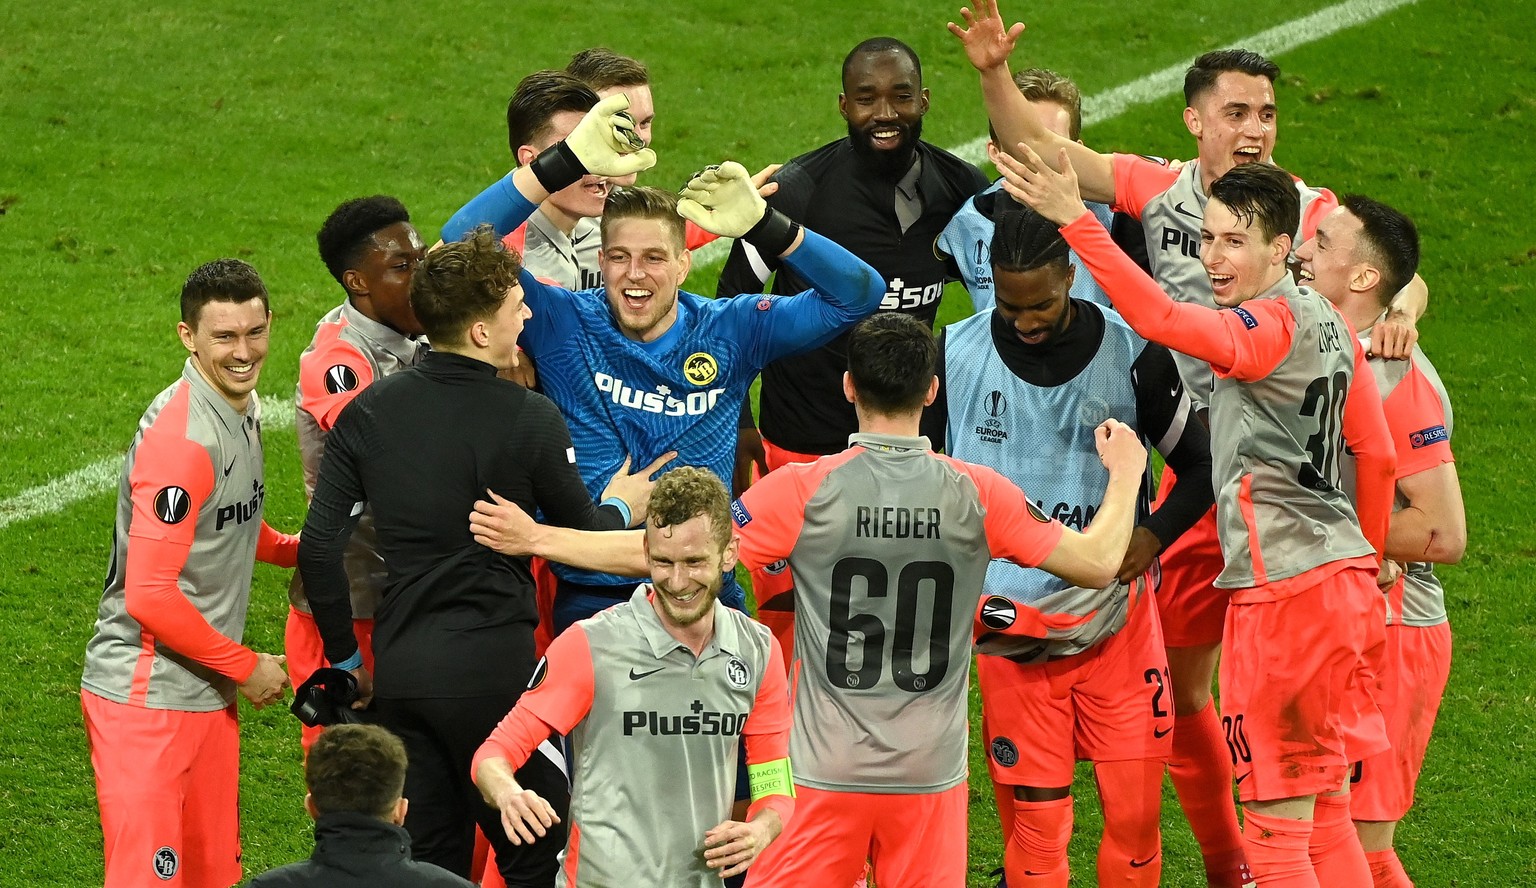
[{"xmin": 247, "ymin": 813, "xmax": 473, "ymax": 887}]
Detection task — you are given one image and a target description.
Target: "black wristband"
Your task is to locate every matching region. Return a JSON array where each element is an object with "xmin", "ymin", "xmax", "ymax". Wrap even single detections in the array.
[
  {"xmin": 528, "ymin": 141, "xmax": 587, "ymax": 194},
  {"xmin": 742, "ymin": 207, "xmax": 801, "ymax": 258}
]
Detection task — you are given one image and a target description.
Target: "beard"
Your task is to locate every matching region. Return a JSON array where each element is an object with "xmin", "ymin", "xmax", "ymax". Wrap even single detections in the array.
[{"xmin": 847, "ymin": 118, "xmax": 923, "ymax": 181}]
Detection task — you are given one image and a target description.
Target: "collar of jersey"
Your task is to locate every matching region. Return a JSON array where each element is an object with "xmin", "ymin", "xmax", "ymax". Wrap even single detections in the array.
[
  {"xmin": 629, "ymin": 584, "xmax": 742, "ymax": 661},
  {"xmin": 339, "ymin": 301, "xmax": 424, "ymax": 366},
  {"xmin": 181, "ymin": 357, "xmax": 257, "ymax": 432},
  {"xmin": 848, "ymin": 431, "xmax": 931, "ymax": 454}
]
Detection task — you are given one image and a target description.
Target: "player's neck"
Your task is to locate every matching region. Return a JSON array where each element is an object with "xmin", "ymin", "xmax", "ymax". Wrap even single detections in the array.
[
  {"xmin": 1338, "ymin": 293, "xmax": 1386, "ymax": 335},
  {"xmin": 854, "ymin": 406, "xmax": 922, "ymax": 438},
  {"xmin": 537, "ymin": 204, "xmax": 582, "ymax": 237}
]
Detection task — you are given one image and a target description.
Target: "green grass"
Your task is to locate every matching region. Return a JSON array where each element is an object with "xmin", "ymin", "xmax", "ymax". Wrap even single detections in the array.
[{"xmin": 3, "ymin": 0, "xmax": 1533, "ymax": 884}]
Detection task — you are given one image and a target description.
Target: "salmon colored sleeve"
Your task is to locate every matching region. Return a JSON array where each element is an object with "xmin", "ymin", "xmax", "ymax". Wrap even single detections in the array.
[
  {"xmin": 1300, "ymin": 186, "xmax": 1339, "ymax": 241},
  {"xmin": 124, "ymin": 396, "xmax": 258, "ymax": 683},
  {"xmin": 1384, "ymin": 362, "xmax": 1454, "ymax": 477},
  {"xmin": 297, "ymin": 335, "xmax": 375, "ymax": 432},
  {"xmin": 685, "ymin": 220, "xmax": 720, "ymax": 251},
  {"xmin": 1110, "ymin": 153, "xmax": 1180, "ymax": 219},
  {"xmin": 744, "ymin": 635, "xmax": 794, "ymax": 824},
  {"xmin": 472, "ymin": 627, "xmax": 595, "ymax": 780},
  {"xmin": 732, "ymin": 461, "xmax": 826, "ymax": 571},
  {"xmin": 955, "ymin": 459, "xmax": 1065, "ymax": 567},
  {"xmin": 1343, "ymin": 338, "xmax": 1397, "ymax": 557},
  {"xmin": 256, "ymin": 522, "xmax": 299, "ymax": 568}
]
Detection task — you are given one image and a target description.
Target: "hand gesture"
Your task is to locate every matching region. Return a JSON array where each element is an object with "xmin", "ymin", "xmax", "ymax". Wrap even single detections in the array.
[
  {"xmin": 238, "ymin": 652, "xmax": 290, "ymax": 709},
  {"xmin": 703, "ymin": 816, "xmax": 779, "ymax": 878},
  {"xmin": 1114, "ymin": 526, "xmax": 1164, "ymax": 585},
  {"xmin": 565, "ymin": 93, "xmax": 658, "ymax": 178},
  {"xmin": 751, "ymin": 163, "xmax": 784, "ymax": 199},
  {"xmin": 348, "ymin": 665, "xmax": 374, "ymax": 710},
  {"xmin": 677, "ymin": 162, "xmax": 768, "ymax": 238},
  {"xmin": 600, "ymin": 452, "xmax": 677, "ymax": 526},
  {"xmin": 1094, "ymin": 419, "xmax": 1148, "ymax": 478},
  {"xmin": 996, "ymin": 143, "xmax": 1089, "ymax": 226},
  {"xmin": 947, "ymin": 0, "xmax": 1027, "ymax": 72},
  {"xmin": 494, "ymin": 782, "xmax": 561, "ymax": 846},
  {"xmin": 470, "ymin": 490, "xmax": 540, "ymax": 556}
]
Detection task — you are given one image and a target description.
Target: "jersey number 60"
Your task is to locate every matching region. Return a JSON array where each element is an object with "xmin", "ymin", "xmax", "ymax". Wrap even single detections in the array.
[{"xmin": 826, "ymin": 557, "xmax": 954, "ymax": 693}]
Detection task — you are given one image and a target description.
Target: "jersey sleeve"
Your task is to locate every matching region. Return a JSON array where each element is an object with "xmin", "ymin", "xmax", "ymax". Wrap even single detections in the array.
[
  {"xmin": 256, "ymin": 522, "xmax": 299, "ymax": 568},
  {"xmin": 124, "ymin": 420, "xmax": 258, "ymax": 683},
  {"xmin": 515, "ymin": 272, "xmax": 583, "ymax": 362},
  {"xmin": 732, "ymin": 229, "xmax": 885, "ymax": 367},
  {"xmin": 441, "ymin": 170, "xmax": 538, "ymax": 242},
  {"xmin": 731, "ymin": 465, "xmax": 816, "ymax": 571},
  {"xmin": 742, "ymin": 635, "xmax": 791, "ymax": 762},
  {"xmin": 473, "ymin": 627, "xmax": 596, "ymax": 779},
  {"xmin": 1342, "ymin": 338, "xmax": 1397, "ymax": 557},
  {"xmin": 957, "ymin": 460, "xmax": 1066, "ymax": 566},
  {"xmin": 297, "ymin": 337, "xmax": 376, "ymax": 433},
  {"xmin": 1111, "ymin": 154, "xmax": 1180, "ymax": 219},
  {"xmin": 1130, "ymin": 345, "xmax": 1214, "ymax": 547},
  {"xmin": 1299, "ymin": 184, "xmax": 1339, "ymax": 241},
  {"xmin": 1384, "ymin": 361, "xmax": 1454, "ymax": 477},
  {"xmin": 684, "ymin": 220, "xmax": 720, "ymax": 251},
  {"xmin": 297, "ymin": 402, "xmax": 370, "ymax": 666},
  {"xmin": 1062, "ymin": 212, "xmax": 1293, "ymax": 378}
]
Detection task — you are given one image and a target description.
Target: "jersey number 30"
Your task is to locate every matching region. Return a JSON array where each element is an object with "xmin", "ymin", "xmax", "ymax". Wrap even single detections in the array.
[{"xmin": 826, "ymin": 557, "xmax": 954, "ymax": 693}]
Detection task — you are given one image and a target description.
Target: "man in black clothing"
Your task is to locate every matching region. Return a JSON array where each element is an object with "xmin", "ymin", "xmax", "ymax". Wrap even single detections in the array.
[
  {"xmin": 717, "ymin": 36, "xmax": 988, "ymax": 658},
  {"xmin": 249, "ymin": 724, "xmax": 472, "ymax": 888},
  {"xmin": 297, "ymin": 226, "xmax": 647, "ymax": 884}
]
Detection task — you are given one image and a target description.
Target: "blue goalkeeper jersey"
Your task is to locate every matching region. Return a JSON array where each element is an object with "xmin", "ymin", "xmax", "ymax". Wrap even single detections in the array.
[{"xmin": 442, "ymin": 172, "xmax": 884, "ymax": 588}]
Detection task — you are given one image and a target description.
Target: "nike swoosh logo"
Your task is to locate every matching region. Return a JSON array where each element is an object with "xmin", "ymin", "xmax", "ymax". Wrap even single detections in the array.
[
  {"xmin": 1153, "ymin": 726, "xmax": 1172, "ymax": 738},
  {"xmin": 629, "ymin": 667, "xmax": 664, "ymax": 681},
  {"xmin": 1235, "ymin": 772, "xmax": 1251, "ymax": 784},
  {"xmin": 1173, "ymin": 201, "xmax": 1201, "ymax": 219},
  {"xmin": 1130, "ymin": 855, "xmax": 1158, "ymax": 868},
  {"xmin": 223, "ymin": 458, "xmax": 236, "ymax": 477}
]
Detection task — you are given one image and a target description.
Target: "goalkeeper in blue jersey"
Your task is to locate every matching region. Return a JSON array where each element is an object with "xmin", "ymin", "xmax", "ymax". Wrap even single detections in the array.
[{"xmin": 443, "ymin": 95, "xmax": 885, "ymax": 630}]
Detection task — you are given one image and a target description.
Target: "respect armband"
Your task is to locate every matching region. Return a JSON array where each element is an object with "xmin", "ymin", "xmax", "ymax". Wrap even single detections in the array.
[{"xmin": 748, "ymin": 757, "xmax": 795, "ymax": 800}]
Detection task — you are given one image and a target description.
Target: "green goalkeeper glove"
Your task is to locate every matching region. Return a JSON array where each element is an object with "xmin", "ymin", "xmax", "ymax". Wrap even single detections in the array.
[
  {"xmin": 677, "ymin": 161, "xmax": 800, "ymax": 256},
  {"xmin": 529, "ymin": 93, "xmax": 657, "ymax": 193}
]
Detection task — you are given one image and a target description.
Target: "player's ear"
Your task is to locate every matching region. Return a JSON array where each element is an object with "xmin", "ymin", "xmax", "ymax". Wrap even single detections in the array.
[
  {"xmin": 1183, "ymin": 106, "xmax": 1201, "ymax": 138},
  {"xmin": 1271, "ymin": 233, "xmax": 1292, "ymax": 266},
  {"xmin": 342, "ymin": 268, "xmax": 369, "ymax": 300},
  {"xmin": 923, "ymin": 375, "xmax": 939, "ymax": 407},
  {"xmin": 177, "ymin": 320, "xmax": 197, "ymax": 353},
  {"xmin": 721, "ymin": 534, "xmax": 740, "ymax": 574},
  {"xmin": 919, "ymin": 88, "xmax": 931, "ymax": 115},
  {"xmin": 842, "ymin": 371, "xmax": 856, "ymax": 405},
  {"xmin": 838, "ymin": 93, "xmax": 850, "ymax": 121},
  {"xmin": 1353, "ymin": 263, "xmax": 1380, "ymax": 296},
  {"xmin": 516, "ymin": 144, "xmax": 539, "ymax": 168},
  {"xmin": 393, "ymin": 797, "xmax": 409, "ymax": 826},
  {"xmin": 303, "ymin": 793, "xmax": 319, "ymax": 821}
]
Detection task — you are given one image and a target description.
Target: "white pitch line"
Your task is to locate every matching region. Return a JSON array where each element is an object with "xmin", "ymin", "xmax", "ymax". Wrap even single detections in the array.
[{"xmin": 0, "ymin": 0, "xmax": 1418, "ymax": 531}]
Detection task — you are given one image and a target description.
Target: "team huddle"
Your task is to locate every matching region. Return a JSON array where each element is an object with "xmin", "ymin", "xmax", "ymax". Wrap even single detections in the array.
[{"xmin": 79, "ymin": 2, "xmax": 1463, "ymax": 887}]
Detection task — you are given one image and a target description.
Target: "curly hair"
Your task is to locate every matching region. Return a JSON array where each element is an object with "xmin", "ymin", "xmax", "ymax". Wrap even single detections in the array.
[
  {"xmin": 408, "ymin": 225, "xmax": 522, "ymax": 346},
  {"xmin": 316, "ymin": 195, "xmax": 411, "ymax": 287},
  {"xmin": 306, "ymin": 724, "xmax": 408, "ymax": 820},
  {"xmin": 648, "ymin": 467, "xmax": 732, "ymax": 551}
]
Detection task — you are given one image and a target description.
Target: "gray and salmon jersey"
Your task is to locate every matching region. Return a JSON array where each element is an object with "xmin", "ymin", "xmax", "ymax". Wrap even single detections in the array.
[
  {"xmin": 1208, "ymin": 281, "xmax": 1375, "ymax": 591},
  {"xmin": 1345, "ymin": 335, "xmax": 1456, "ymax": 626},
  {"xmin": 732, "ymin": 433, "xmax": 1065, "ymax": 793},
  {"xmin": 1112, "ymin": 155, "xmax": 1336, "ymax": 410},
  {"xmin": 514, "ymin": 588, "xmax": 785, "ymax": 888},
  {"xmin": 289, "ymin": 302, "xmax": 422, "ymax": 619},
  {"xmin": 502, "ymin": 214, "xmax": 603, "ymax": 290},
  {"xmin": 83, "ymin": 360, "xmax": 269, "ymax": 711},
  {"xmin": 942, "ymin": 308, "xmax": 1148, "ymax": 659}
]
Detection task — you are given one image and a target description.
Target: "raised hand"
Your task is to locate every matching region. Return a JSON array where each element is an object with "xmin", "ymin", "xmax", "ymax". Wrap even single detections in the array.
[{"xmin": 947, "ymin": 0, "xmax": 1027, "ymax": 72}]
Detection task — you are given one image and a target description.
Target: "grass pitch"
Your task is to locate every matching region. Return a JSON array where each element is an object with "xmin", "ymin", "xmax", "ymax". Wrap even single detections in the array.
[{"xmin": 2, "ymin": 0, "xmax": 1533, "ymax": 884}]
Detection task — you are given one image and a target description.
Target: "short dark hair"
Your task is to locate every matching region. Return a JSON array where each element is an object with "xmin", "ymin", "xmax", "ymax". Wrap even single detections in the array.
[
  {"xmin": 1209, "ymin": 163, "xmax": 1299, "ymax": 244},
  {"xmin": 1341, "ymin": 194, "xmax": 1420, "ymax": 303},
  {"xmin": 992, "ymin": 206, "xmax": 1071, "ymax": 274},
  {"xmin": 846, "ymin": 313, "xmax": 937, "ymax": 415},
  {"xmin": 306, "ymin": 724, "xmax": 408, "ymax": 820},
  {"xmin": 316, "ymin": 196, "xmax": 411, "ymax": 288},
  {"xmin": 648, "ymin": 467, "xmax": 732, "ymax": 550},
  {"xmin": 180, "ymin": 258, "xmax": 268, "ymax": 326},
  {"xmin": 567, "ymin": 47, "xmax": 649, "ymax": 91},
  {"xmin": 1184, "ymin": 49, "xmax": 1280, "ymax": 107},
  {"xmin": 1011, "ymin": 68, "xmax": 1083, "ymax": 141},
  {"xmin": 842, "ymin": 37, "xmax": 922, "ymax": 87},
  {"xmin": 507, "ymin": 70, "xmax": 599, "ymax": 158},
  {"xmin": 409, "ymin": 225, "xmax": 522, "ymax": 346},
  {"xmin": 600, "ymin": 186, "xmax": 686, "ymax": 253}
]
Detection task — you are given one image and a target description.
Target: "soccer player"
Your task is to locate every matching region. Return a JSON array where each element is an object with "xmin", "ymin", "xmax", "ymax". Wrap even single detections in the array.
[
  {"xmin": 936, "ymin": 67, "xmax": 1134, "ymax": 313},
  {"xmin": 925, "ymin": 207, "xmax": 1215, "ymax": 886},
  {"xmin": 472, "ymin": 467, "xmax": 793, "ymax": 887},
  {"xmin": 296, "ymin": 225, "xmax": 650, "ymax": 885},
  {"xmin": 949, "ymin": 8, "xmax": 1424, "ymax": 880},
  {"xmin": 249, "ymin": 724, "xmax": 474, "ymax": 888},
  {"xmin": 442, "ymin": 94, "xmax": 885, "ymax": 632},
  {"xmin": 716, "ymin": 36, "xmax": 988, "ymax": 662},
  {"xmin": 1296, "ymin": 197, "xmax": 1465, "ymax": 888},
  {"xmin": 469, "ymin": 312, "xmax": 1149, "ymax": 888},
  {"xmin": 1003, "ymin": 149, "xmax": 1397, "ymax": 887},
  {"xmin": 285, "ymin": 195, "xmax": 427, "ymax": 752},
  {"xmin": 81, "ymin": 258, "xmax": 297, "ymax": 888}
]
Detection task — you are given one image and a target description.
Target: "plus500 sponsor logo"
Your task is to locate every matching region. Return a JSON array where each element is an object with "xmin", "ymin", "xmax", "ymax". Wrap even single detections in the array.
[{"xmin": 593, "ymin": 373, "xmax": 726, "ymax": 416}]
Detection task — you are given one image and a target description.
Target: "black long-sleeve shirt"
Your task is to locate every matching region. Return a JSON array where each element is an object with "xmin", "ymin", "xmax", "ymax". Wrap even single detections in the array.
[
  {"xmin": 298, "ymin": 351, "xmax": 623, "ymax": 699},
  {"xmin": 922, "ymin": 300, "xmax": 1214, "ymax": 549}
]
